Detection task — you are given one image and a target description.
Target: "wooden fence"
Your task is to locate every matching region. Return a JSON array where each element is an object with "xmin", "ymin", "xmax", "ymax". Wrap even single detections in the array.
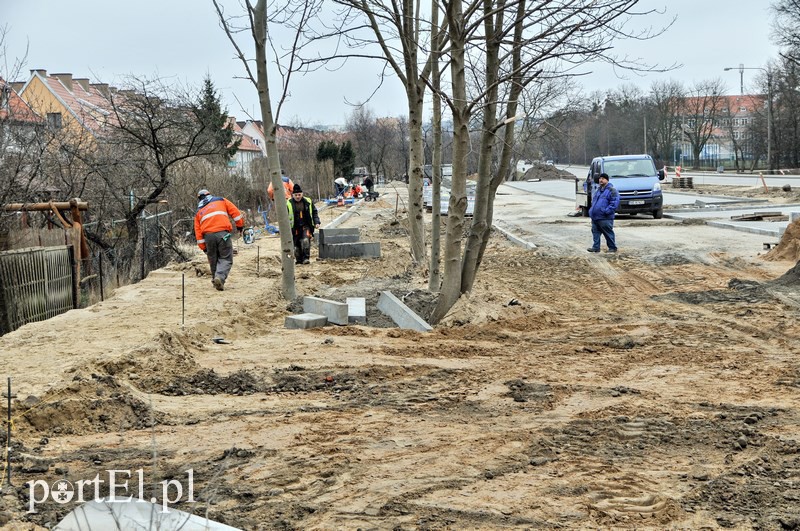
[{"xmin": 0, "ymin": 246, "xmax": 75, "ymax": 335}]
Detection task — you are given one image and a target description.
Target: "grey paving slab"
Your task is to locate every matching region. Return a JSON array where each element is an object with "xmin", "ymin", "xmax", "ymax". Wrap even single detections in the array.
[
  {"xmin": 285, "ymin": 313, "xmax": 328, "ymax": 329},
  {"xmin": 664, "ymin": 204, "xmax": 800, "ymax": 238},
  {"xmin": 377, "ymin": 291, "xmax": 433, "ymax": 332},
  {"xmin": 303, "ymin": 296, "xmax": 349, "ymax": 325}
]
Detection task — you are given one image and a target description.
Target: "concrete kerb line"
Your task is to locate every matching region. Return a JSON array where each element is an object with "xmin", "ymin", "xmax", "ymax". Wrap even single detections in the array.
[
  {"xmin": 704, "ymin": 220, "xmax": 784, "ymax": 237},
  {"xmin": 492, "ymin": 222, "xmax": 537, "ymax": 250},
  {"xmin": 323, "ymin": 184, "xmax": 401, "ymax": 229},
  {"xmin": 323, "ymin": 199, "xmax": 364, "ymax": 229},
  {"xmin": 666, "ymin": 202, "xmax": 800, "ymax": 214}
]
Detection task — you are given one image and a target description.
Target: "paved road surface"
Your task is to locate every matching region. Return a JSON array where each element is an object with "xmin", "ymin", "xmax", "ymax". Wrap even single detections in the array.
[
  {"xmin": 503, "ymin": 178, "xmax": 800, "ymax": 238},
  {"xmin": 558, "ymin": 164, "xmax": 800, "ymax": 187}
]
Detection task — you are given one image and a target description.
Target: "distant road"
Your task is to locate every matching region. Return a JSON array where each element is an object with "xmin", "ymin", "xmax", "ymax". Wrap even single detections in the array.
[{"xmin": 557, "ymin": 165, "xmax": 800, "ymax": 187}]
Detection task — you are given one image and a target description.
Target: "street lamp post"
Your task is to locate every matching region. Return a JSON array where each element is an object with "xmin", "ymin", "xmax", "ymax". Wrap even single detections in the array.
[{"xmin": 724, "ymin": 65, "xmax": 773, "ymax": 173}]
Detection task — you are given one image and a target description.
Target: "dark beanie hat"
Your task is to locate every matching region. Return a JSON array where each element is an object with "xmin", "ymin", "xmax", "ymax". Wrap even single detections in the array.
[{"xmin": 292, "ymin": 184, "xmax": 302, "ymax": 193}]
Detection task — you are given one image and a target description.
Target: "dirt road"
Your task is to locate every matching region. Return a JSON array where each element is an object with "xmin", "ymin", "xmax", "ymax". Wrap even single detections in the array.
[{"xmin": 2, "ymin": 184, "xmax": 800, "ymax": 530}]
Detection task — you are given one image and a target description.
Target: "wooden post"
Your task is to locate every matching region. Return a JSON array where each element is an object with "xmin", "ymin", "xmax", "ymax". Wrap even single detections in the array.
[
  {"xmin": 759, "ymin": 173, "xmax": 769, "ymax": 194},
  {"xmin": 70, "ymin": 223, "xmax": 83, "ymax": 300},
  {"xmin": 68, "ymin": 246, "xmax": 78, "ymax": 309},
  {"xmin": 3, "ymin": 201, "xmax": 88, "ymax": 211}
]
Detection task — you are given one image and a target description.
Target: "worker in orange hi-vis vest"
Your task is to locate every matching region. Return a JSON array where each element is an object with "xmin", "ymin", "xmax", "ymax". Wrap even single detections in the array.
[
  {"xmin": 268, "ymin": 173, "xmax": 294, "ymax": 201},
  {"xmin": 194, "ymin": 189, "xmax": 245, "ymax": 291}
]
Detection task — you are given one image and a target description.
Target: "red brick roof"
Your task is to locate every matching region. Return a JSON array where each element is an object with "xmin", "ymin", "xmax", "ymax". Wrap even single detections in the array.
[
  {"xmin": 35, "ymin": 72, "xmax": 115, "ymax": 134},
  {"xmin": 0, "ymin": 77, "xmax": 40, "ymax": 123},
  {"xmin": 231, "ymin": 119, "xmax": 261, "ymax": 152}
]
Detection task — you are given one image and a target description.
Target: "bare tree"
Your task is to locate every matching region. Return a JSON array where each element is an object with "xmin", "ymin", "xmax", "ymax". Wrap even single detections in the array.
[
  {"xmin": 772, "ymin": 0, "xmax": 800, "ymax": 65},
  {"xmin": 430, "ymin": 0, "xmax": 671, "ymax": 323},
  {"xmin": 346, "ymin": 105, "xmax": 380, "ymax": 174},
  {"xmin": 681, "ymin": 79, "xmax": 726, "ymax": 170},
  {"xmin": 771, "ymin": 56, "xmax": 800, "ymax": 168},
  {"xmin": 428, "ymin": 0, "xmax": 444, "ymax": 291},
  {"xmin": 213, "ymin": 0, "xmax": 322, "ymax": 299},
  {"xmin": 327, "ymin": 0, "xmax": 443, "ymax": 265},
  {"xmin": 719, "ymin": 96, "xmax": 749, "ymax": 173},
  {"xmin": 645, "ymin": 80, "xmax": 684, "ymax": 167},
  {"xmin": 93, "ymin": 76, "xmax": 237, "ymax": 279},
  {"xmin": 278, "ymin": 121, "xmax": 335, "ymax": 201}
]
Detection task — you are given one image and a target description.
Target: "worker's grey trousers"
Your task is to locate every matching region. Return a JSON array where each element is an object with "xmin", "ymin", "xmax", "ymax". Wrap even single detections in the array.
[{"xmin": 205, "ymin": 231, "xmax": 233, "ymax": 283}]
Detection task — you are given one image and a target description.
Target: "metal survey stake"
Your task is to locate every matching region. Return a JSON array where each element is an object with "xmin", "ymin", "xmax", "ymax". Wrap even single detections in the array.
[
  {"xmin": 6, "ymin": 377, "xmax": 11, "ymax": 486},
  {"xmin": 99, "ymin": 251, "xmax": 105, "ymax": 301}
]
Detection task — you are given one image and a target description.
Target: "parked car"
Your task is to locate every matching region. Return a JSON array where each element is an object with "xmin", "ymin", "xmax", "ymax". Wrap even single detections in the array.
[{"xmin": 576, "ymin": 154, "xmax": 666, "ymax": 218}]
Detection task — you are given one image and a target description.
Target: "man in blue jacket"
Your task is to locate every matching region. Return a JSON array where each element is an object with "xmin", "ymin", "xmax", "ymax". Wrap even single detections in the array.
[{"xmin": 587, "ymin": 173, "xmax": 620, "ymax": 253}]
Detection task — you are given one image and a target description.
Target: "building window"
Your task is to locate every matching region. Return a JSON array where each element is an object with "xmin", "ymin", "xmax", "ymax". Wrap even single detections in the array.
[
  {"xmin": 739, "ymin": 106, "xmax": 747, "ymax": 112},
  {"xmin": 47, "ymin": 112, "xmax": 63, "ymax": 129}
]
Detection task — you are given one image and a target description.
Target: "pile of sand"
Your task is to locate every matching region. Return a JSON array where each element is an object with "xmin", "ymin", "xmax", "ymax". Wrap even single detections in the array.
[
  {"xmin": 765, "ymin": 218, "xmax": 800, "ymax": 262},
  {"xmin": 511, "ymin": 162, "xmax": 574, "ymax": 181}
]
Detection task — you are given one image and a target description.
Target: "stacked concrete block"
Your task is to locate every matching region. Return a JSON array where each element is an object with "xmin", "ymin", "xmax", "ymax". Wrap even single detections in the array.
[
  {"xmin": 318, "ymin": 228, "xmax": 381, "ymax": 260},
  {"xmin": 319, "ymin": 228, "xmax": 360, "ymax": 245}
]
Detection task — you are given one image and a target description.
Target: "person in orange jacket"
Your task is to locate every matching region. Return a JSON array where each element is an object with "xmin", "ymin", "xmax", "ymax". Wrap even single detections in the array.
[
  {"xmin": 194, "ymin": 189, "xmax": 245, "ymax": 291},
  {"xmin": 267, "ymin": 172, "xmax": 294, "ymax": 201}
]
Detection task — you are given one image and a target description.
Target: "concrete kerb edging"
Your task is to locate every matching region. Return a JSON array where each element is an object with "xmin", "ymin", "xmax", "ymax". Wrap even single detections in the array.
[
  {"xmin": 663, "ymin": 212, "xmax": 783, "ymax": 237},
  {"xmin": 492, "ymin": 222, "xmax": 537, "ymax": 250},
  {"xmin": 704, "ymin": 220, "xmax": 782, "ymax": 237},
  {"xmin": 323, "ymin": 199, "xmax": 364, "ymax": 229},
  {"xmin": 664, "ymin": 199, "xmax": 800, "ymax": 213},
  {"xmin": 377, "ymin": 291, "xmax": 433, "ymax": 332}
]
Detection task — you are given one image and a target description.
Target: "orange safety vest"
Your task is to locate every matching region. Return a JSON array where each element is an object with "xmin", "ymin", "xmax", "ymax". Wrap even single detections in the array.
[
  {"xmin": 267, "ymin": 178, "xmax": 294, "ymax": 200},
  {"xmin": 194, "ymin": 197, "xmax": 244, "ymax": 251}
]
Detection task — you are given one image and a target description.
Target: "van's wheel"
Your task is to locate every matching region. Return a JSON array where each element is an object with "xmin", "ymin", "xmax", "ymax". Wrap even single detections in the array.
[{"xmin": 653, "ymin": 208, "xmax": 663, "ymax": 219}]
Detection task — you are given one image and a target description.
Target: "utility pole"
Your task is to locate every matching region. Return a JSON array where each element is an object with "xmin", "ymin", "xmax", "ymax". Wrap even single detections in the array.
[
  {"xmin": 766, "ymin": 70, "xmax": 773, "ymax": 173},
  {"xmin": 738, "ymin": 63, "xmax": 744, "ymax": 95}
]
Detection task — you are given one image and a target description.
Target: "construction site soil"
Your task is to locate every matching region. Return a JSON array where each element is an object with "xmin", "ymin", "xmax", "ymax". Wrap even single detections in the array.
[{"xmin": 2, "ymin": 183, "xmax": 800, "ymax": 530}]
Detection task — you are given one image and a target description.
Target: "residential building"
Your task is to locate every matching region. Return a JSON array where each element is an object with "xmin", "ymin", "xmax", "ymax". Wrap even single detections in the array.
[
  {"xmin": 1, "ymin": 77, "xmax": 42, "ymax": 153},
  {"xmin": 16, "ymin": 69, "xmax": 114, "ymax": 143},
  {"xmin": 676, "ymin": 94, "xmax": 764, "ymax": 167},
  {"xmin": 236, "ymin": 119, "xmax": 344, "ymax": 178},
  {"xmin": 228, "ymin": 118, "xmax": 263, "ymax": 179}
]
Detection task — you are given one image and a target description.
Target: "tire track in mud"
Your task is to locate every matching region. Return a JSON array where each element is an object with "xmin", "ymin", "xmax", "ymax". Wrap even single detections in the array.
[{"xmin": 577, "ymin": 250, "xmax": 800, "ymax": 362}]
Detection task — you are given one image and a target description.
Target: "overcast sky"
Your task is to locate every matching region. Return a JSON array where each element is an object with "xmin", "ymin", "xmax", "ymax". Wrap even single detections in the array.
[{"xmin": 2, "ymin": 0, "xmax": 780, "ymax": 127}]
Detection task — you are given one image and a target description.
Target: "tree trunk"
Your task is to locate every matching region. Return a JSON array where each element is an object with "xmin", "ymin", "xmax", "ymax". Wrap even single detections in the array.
[
  {"xmin": 428, "ymin": 1, "xmax": 442, "ymax": 292},
  {"xmin": 407, "ymin": 84, "xmax": 426, "ymax": 265},
  {"xmin": 461, "ymin": 0, "xmax": 523, "ymax": 294},
  {"xmin": 254, "ymin": 0, "xmax": 296, "ymax": 299},
  {"xmin": 461, "ymin": 0, "xmax": 501, "ymax": 294},
  {"xmin": 430, "ymin": 0, "xmax": 467, "ymax": 324}
]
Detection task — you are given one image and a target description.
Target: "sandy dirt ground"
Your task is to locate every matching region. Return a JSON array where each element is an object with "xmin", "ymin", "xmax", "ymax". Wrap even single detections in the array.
[{"xmin": 2, "ymin": 183, "xmax": 800, "ymax": 530}]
